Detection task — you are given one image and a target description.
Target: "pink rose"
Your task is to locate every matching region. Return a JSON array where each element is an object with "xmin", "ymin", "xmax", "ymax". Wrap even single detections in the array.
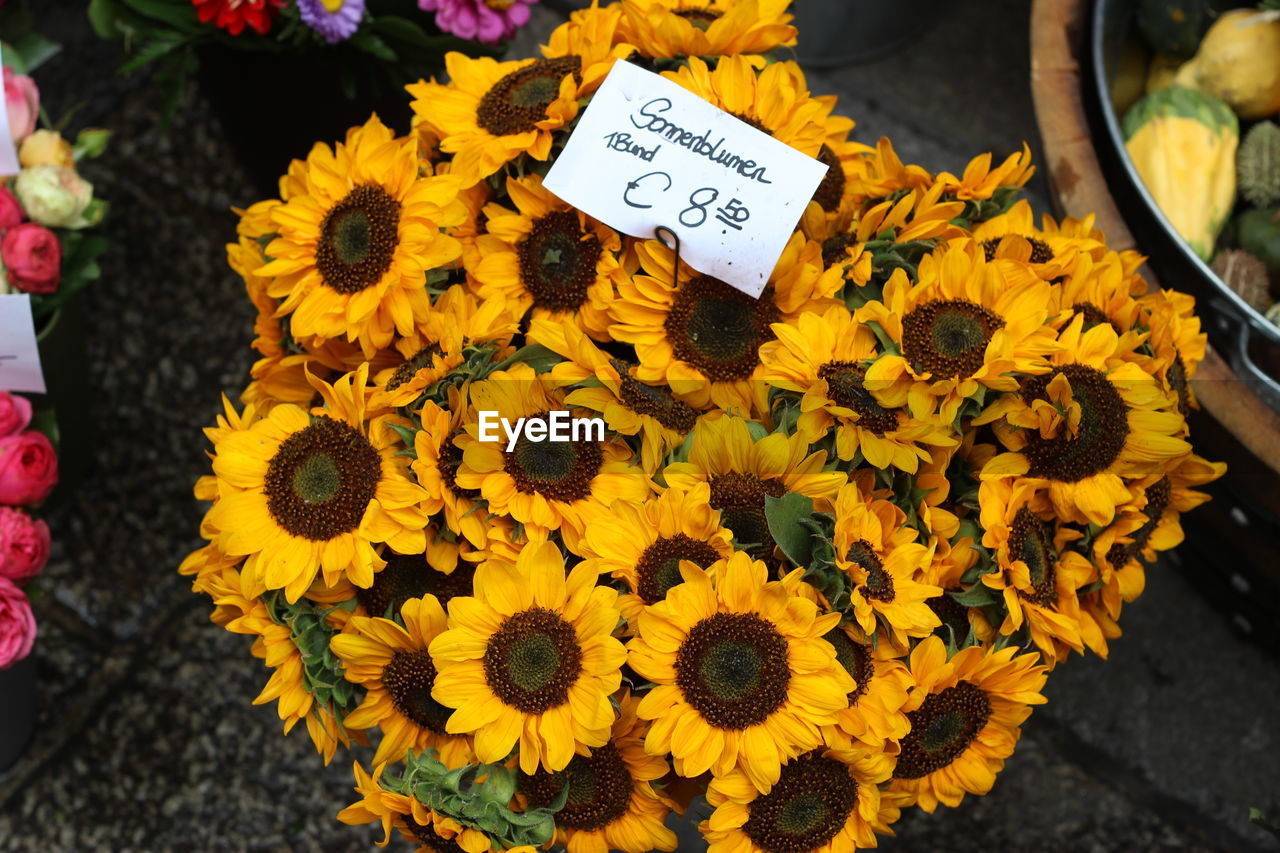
[
  {"xmin": 3, "ymin": 66, "xmax": 38, "ymax": 144},
  {"xmin": 0, "ymin": 186, "xmax": 24, "ymax": 232},
  {"xmin": 0, "ymin": 431, "xmax": 58, "ymax": 505},
  {"xmin": 0, "ymin": 391, "xmax": 32, "ymax": 437},
  {"xmin": 0, "ymin": 507, "xmax": 48, "ymax": 583},
  {"xmin": 0, "ymin": 222, "xmax": 60, "ymax": 294},
  {"xmin": 0, "ymin": 576, "xmax": 36, "ymax": 668}
]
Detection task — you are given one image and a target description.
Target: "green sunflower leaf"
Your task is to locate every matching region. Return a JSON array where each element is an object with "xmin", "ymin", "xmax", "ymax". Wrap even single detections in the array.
[{"xmin": 764, "ymin": 492, "xmax": 816, "ymax": 568}]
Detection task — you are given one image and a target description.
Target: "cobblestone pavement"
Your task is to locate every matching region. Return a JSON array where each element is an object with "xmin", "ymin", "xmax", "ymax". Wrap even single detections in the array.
[{"xmin": 1, "ymin": 1, "xmax": 1277, "ymax": 851}]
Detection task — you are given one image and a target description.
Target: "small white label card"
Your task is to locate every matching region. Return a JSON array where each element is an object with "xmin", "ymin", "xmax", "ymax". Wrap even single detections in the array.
[
  {"xmin": 0, "ymin": 44, "xmax": 22, "ymax": 177},
  {"xmin": 0, "ymin": 294, "xmax": 46, "ymax": 393},
  {"xmin": 543, "ymin": 60, "xmax": 828, "ymax": 298}
]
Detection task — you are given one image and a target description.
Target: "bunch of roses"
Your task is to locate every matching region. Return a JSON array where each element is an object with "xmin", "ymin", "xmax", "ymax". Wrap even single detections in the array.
[
  {"xmin": 0, "ymin": 390, "xmax": 57, "ymax": 670},
  {"xmin": 191, "ymin": 0, "xmax": 537, "ymax": 45},
  {"xmin": 181, "ymin": 1, "xmax": 1224, "ymax": 851},
  {"xmin": 1, "ymin": 65, "xmax": 107, "ymax": 296}
]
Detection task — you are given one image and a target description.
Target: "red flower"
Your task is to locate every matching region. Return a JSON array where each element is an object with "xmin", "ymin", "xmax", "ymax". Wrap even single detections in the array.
[
  {"xmin": 190, "ymin": 0, "xmax": 284, "ymax": 36},
  {"xmin": 1, "ymin": 222, "xmax": 60, "ymax": 294}
]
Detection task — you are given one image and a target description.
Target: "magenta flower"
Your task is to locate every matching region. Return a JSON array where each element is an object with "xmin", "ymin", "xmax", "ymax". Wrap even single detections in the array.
[{"xmin": 419, "ymin": 0, "xmax": 537, "ymax": 45}]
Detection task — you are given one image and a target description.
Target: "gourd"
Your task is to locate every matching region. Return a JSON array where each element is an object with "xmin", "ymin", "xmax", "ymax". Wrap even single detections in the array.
[
  {"xmin": 1238, "ymin": 121, "xmax": 1280, "ymax": 208},
  {"xmin": 1237, "ymin": 207, "xmax": 1280, "ymax": 277},
  {"xmin": 1174, "ymin": 9, "xmax": 1280, "ymax": 120},
  {"xmin": 1137, "ymin": 0, "xmax": 1212, "ymax": 55},
  {"xmin": 1146, "ymin": 53, "xmax": 1183, "ymax": 93},
  {"xmin": 1123, "ymin": 86, "xmax": 1239, "ymax": 260}
]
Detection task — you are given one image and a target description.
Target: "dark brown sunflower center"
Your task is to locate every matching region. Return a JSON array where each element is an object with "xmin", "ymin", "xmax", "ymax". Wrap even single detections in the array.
[
  {"xmin": 439, "ymin": 435, "xmax": 482, "ymax": 501},
  {"xmin": 483, "ymin": 607, "xmax": 582, "ymax": 713},
  {"xmin": 1071, "ymin": 302, "xmax": 1112, "ymax": 333},
  {"xmin": 901, "ymin": 298, "xmax": 1005, "ymax": 380},
  {"xmin": 1168, "ymin": 353, "xmax": 1191, "ymax": 416},
  {"xmin": 264, "ymin": 417, "xmax": 381, "ymax": 541},
  {"xmin": 895, "ymin": 680, "xmax": 991, "ymax": 779},
  {"xmin": 823, "ymin": 627, "xmax": 871, "ymax": 705},
  {"xmin": 635, "ymin": 533, "xmax": 721, "ymax": 604},
  {"xmin": 1010, "ymin": 507, "xmax": 1056, "ymax": 607},
  {"xmin": 476, "ymin": 57, "xmax": 583, "ymax": 136},
  {"xmin": 818, "ymin": 361, "xmax": 900, "ymax": 435},
  {"xmin": 665, "ymin": 276, "xmax": 780, "ymax": 382},
  {"xmin": 743, "ymin": 752, "xmax": 858, "ymax": 853},
  {"xmin": 387, "ymin": 345, "xmax": 444, "ymax": 392},
  {"xmin": 675, "ymin": 611, "xmax": 790, "ymax": 729},
  {"xmin": 521, "ymin": 743, "xmax": 634, "ymax": 831},
  {"xmin": 821, "ymin": 233, "xmax": 857, "ymax": 269},
  {"xmin": 316, "ymin": 184, "xmax": 401, "ymax": 295},
  {"xmin": 927, "ymin": 593, "xmax": 971, "ymax": 641},
  {"xmin": 812, "ymin": 144, "xmax": 845, "ymax": 212},
  {"xmin": 982, "ymin": 235, "xmax": 1053, "ymax": 264},
  {"xmin": 359, "ymin": 553, "xmax": 476, "ymax": 618},
  {"xmin": 612, "ymin": 359, "xmax": 699, "ymax": 433},
  {"xmin": 502, "ymin": 411, "xmax": 603, "ymax": 502},
  {"xmin": 708, "ymin": 472, "xmax": 787, "ymax": 554},
  {"xmin": 383, "ymin": 650, "xmax": 453, "ymax": 734},
  {"xmin": 847, "ymin": 538, "xmax": 894, "ymax": 603},
  {"xmin": 405, "ymin": 816, "xmax": 468, "ymax": 853},
  {"xmin": 1021, "ymin": 363, "xmax": 1129, "ymax": 483},
  {"xmin": 516, "ymin": 210, "xmax": 602, "ymax": 313},
  {"xmin": 674, "ymin": 7, "xmax": 722, "ymax": 29},
  {"xmin": 1106, "ymin": 476, "xmax": 1171, "ymax": 570}
]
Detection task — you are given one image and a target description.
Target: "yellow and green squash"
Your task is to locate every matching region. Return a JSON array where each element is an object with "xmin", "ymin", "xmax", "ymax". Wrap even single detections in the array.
[{"xmin": 1123, "ymin": 86, "xmax": 1239, "ymax": 260}]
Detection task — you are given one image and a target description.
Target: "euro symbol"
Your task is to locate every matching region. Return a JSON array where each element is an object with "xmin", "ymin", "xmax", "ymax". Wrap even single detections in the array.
[{"xmin": 623, "ymin": 171, "xmax": 672, "ymax": 209}]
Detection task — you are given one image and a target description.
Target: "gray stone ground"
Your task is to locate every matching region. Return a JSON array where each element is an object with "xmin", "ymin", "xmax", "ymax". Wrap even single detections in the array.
[{"xmin": 1, "ymin": 1, "xmax": 1278, "ymax": 851}]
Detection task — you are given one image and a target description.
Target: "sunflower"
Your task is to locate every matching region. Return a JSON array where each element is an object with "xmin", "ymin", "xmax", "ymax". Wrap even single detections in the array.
[
  {"xmin": 663, "ymin": 416, "xmax": 846, "ymax": 565},
  {"xmin": 528, "ymin": 316, "xmax": 701, "ymax": 474},
  {"xmin": 832, "ymin": 484, "xmax": 941, "ymax": 651},
  {"xmin": 470, "ymin": 175, "xmax": 626, "ymax": 340},
  {"xmin": 618, "ymin": 0, "xmax": 795, "ymax": 59},
  {"xmin": 256, "ymin": 116, "xmax": 465, "ymax": 357},
  {"xmin": 663, "ymin": 56, "xmax": 830, "ymax": 158},
  {"xmin": 628, "ymin": 552, "xmax": 853, "ymax": 792},
  {"xmin": 207, "ymin": 365, "xmax": 430, "ymax": 603},
  {"xmin": 934, "ymin": 144, "xmax": 1036, "ymax": 201},
  {"xmin": 453, "ymin": 365, "xmax": 651, "ymax": 549},
  {"xmin": 818, "ymin": 623, "xmax": 913, "ymax": 779},
  {"xmin": 429, "ymin": 541, "xmax": 626, "ymax": 773},
  {"xmin": 610, "ymin": 236, "xmax": 828, "ymax": 413},
  {"xmin": 338, "ymin": 761, "xmax": 506, "ymax": 853},
  {"xmin": 976, "ymin": 478, "xmax": 1093, "ymax": 663},
  {"xmin": 1141, "ymin": 287, "xmax": 1208, "ymax": 417},
  {"xmin": 370, "ymin": 285, "xmax": 518, "ymax": 411},
  {"xmin": 1046, "ymin": 249, "xmax": 1146, "ymax": 351},
  {"xmin": 332, "ymin": 595, "xmax": 475, "ymax": 767},
  {"xmin": 208, "ymin": 567, "xmax": 353, "ymax": 763},
  {"xmin": 977, "ymin": 316, "xmax": 1192, "ymax": 527},
  {"xmin": 518, "ymin": 692, "xmax": 678, "ymax": 853},
  {"xmin": 888, "ymin": 636, "xmax": 1048, "ymax": 812},
  {"xmin": 969, "ymin": 198, "xmax": 1103, "ymax": 282},
  {"xmin": 178, "ymin": 542, "xmax": 245, "ymax": 623},
  {"xmin": 858, "ymin": 241, "xmax": 1058, "ymax": 423},
  {"xmin": 359, "ymin": 536, "xmax": 477, "ymax": 620},
  {"xmin": 760, "ymin": 305, "xmax": 956, "ymax": 472},
  {"xmin": 842, "ymin": 137, "xmax": 935, "ymax": 206},
  {"xmin": 702, "ymin": 747, "xmax": 897, "ymax": 853},
  {"xmin": 412, "ymin": 387, "xmax": 496, "ymax": 550},
  {"xmin": 409, "ymin": 27, "xmax": 624, "ymax": 190},
  {"xmin": 577, "ymin": 482, "xmax": 734, "ymax": 620}
]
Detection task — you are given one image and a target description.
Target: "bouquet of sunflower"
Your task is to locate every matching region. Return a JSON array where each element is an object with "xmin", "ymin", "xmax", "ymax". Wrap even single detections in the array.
[{"xmin": 181, "ymin": 1, "xmax": 1226, "ymax": 850}]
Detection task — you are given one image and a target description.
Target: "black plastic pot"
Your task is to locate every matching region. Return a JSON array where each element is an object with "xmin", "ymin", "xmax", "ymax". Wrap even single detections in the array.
[
  {"xmin": 195, "ymin": 45, "xmax": 418, "ymax": 199},
  {"xmin": 0, "ymin": 653, "xmax": 36, "ymax": 773}
]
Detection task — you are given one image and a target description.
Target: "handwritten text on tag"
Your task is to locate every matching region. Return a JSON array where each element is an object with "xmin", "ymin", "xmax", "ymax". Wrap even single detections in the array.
[{"xmin": 543, "ymin": 60, "xmax": 828, "ymax": 298}]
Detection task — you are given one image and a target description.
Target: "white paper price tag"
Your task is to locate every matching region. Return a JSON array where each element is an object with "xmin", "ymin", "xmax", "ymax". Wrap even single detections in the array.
[
  {"xmin": 543, "ymin": 60, "xmax": 827, "ymax": 298},
  {"xmin": 0, "ymin": 44, "xmax": 23, "ymax": 177},
  {"xmin": 0, "ymin": 294, "xmax": 46, "ymax": 393}
]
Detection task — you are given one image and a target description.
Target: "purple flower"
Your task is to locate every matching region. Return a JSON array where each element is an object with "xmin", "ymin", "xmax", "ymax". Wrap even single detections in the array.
[
  {"xmin": 419, "ymin": 0, "xmax": 537, "ymax": 45},
  {"xmin": 297, "ymin": 0, "xmax": 365, "ymax": 44}
]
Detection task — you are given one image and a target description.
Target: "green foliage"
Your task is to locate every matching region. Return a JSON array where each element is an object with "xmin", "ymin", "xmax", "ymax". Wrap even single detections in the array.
[
  {"xmin": 264, "ymin": 592, "xmax": 361, "ymax": 727},
  {"xmin": 30, "ymin": 231, "xmax": 110, "ymax": 322},
  {"xmin": 383, "ymin": 750, "xmax": 566, "ymax": 850},
  {"xmin": 764, "ymin": 492, "xmax": 850, "ymax": 610}
]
